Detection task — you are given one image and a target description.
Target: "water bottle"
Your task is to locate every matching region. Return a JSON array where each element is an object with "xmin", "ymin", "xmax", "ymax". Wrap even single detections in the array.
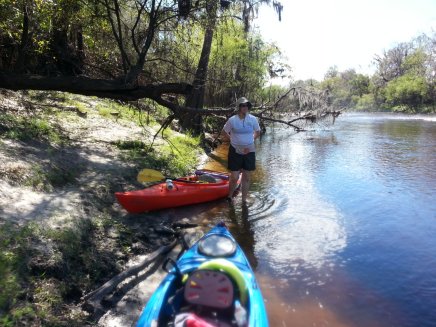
[
  {"xmin": 234, "ymin": 300, "xmax": 247, "ymax": 327},
  {"xmin": 165, "ymin": 179, "xmax": 174, "ymax": 190}
]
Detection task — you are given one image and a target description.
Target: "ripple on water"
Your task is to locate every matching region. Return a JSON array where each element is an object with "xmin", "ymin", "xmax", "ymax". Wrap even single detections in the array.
[{"xmin": 250, "ymin": 180, "xmax": 347, "ymax": 283}]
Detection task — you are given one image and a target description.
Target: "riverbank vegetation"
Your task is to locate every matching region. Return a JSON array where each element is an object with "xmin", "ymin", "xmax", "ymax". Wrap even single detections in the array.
[
  {"xmin": 296, "ymin": 33, "xmax": 435, "ymax": 113},
  {"xmin": 0, "ymin": 89, "xmax": 200, "ymax": 326}
]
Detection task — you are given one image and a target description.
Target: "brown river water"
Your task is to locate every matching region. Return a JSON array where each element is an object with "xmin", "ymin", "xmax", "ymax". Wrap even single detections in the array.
[{"xmin": 149, "ymin": 113, "xmax": 436, "ymax": 327}]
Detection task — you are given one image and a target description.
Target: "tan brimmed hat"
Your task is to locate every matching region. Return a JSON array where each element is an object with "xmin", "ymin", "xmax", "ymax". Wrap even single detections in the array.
[{"xmin": 236, "ymin": 97, "xmax": 252, "ymax": 110}]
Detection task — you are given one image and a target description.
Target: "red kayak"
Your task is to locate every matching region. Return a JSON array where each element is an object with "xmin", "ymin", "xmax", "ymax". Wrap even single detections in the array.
[{"xmin": 115, "ymin": 170, "xmax": 237, "ymax": 213}]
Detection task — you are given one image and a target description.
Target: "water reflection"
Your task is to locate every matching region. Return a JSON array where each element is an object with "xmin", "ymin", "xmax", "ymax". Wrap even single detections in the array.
[
  {"xmin": 370, "ymin": 119, "xmax": 436, "ymax": 196},
  {"xmin": 227, "ymin": 203, "xmax": 258, "ymax": 269},
  {"xmin": 254, "ymin": 131, "xmax": 347, "ymax": 276}
]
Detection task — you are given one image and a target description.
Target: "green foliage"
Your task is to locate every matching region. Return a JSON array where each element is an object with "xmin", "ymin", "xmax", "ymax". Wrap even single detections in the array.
[
  {"xmin": 0, "ymin": 222, "xmax": 38, "ymax": 326},
  {"xmin": 0, "ymin": 0, "xmax": 88, "ymax": 73},
  {"xmin": 259, "ymin": 84, "xmax": 288, "ymax": 103},
  {"xmin": 370, "ymin": 34, "xmax": 435, "ymax": 112},
  {"xmin": 117, "ymin": 131, "xmax": 201, "ymax": 177},
  {"xmin": 0, "ymin": 0, "xmax": 25, "ymax": 41},
  {"xmin": 321, "ymin": 73, "xmax": 359, "ymax": 108},
  {"xmin": 161, "ymin": 134, "xmax": 202, "ymax": 175},
  {"xmin": 401, "ymin": 49, "xmax": 427, "ymax": 76},
  {"xmin": 257, "ymin": 84, "xmax": 290, "ymax": 113},
  {"xmin": 1, "ymin": 305, "xmax": 37, "ymax": 327},
  {"xmin": 0, "ymin": 256, "xmax": 21, "ymax": 317},
  {"xmin": 46, "ymin": 166, "xmax": 76, "ymax": 188},
  {"xmin": 28, "ymin": 90, "xmax": 68, "ymax": 103},
  {"xmin": 96, "ymin": 105, "xmax": 112, "ymax": 118},
  {"xmin": 324, "ymin": 66, "xmax": 339, "ymax": 79},
  {"xmin": 0, "ymin": 114, "xmax": 64, "ymax": 144},
  {"xmin": 354, "ymin": 94, "xmax": 377, "ymax": 111},
  {"xmin": 0, "ymin": 0, "xmax": 287, "ymax": 125},
  {"xmin": 66, "ymin": 100, "xmax": 88, "ymax": 115},
  {"xmin": 0, "ymin": 215, "xmax": 139, "ymax": 326},
  {"xmin": 350, "ymin": 74, "xmax": 370, "ymax": 97},
  {"xmin": 207, "ymin": 20, "xmax": 284, "ymax": 104},
  {"xmin": 384, "ymin": 74, "xmax": 429, "ymax": 111},
  {"xmin": 22, "ymin": 163, "xmax": 77, "ymax": 192},
  {"xmin": 95, "ymin": 99, "xmax": 161, "ymax": 126},
  {"xmin": 114, "ymin": 140, "xmax": 146, "ymax": 150},
  {"xmin": 139, "ymin": 14, "xmax": 284, "ymax": 109},
  {"xmin": 118, "ymin": 101, "xmax": 161, "ymax": 126},
  {"xmin": 44, "ymin": 218, "xmax": 113, "ymax": 286},
  {"xmin": 316, "ymin": 33, "xmax": 435, "ymax": 113}
]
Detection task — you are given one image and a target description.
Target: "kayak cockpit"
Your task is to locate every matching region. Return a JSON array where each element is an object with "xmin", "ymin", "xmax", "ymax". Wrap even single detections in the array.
[{"xmin": 174, "ymin": 175, "xmax": 225, "ymax": 184}]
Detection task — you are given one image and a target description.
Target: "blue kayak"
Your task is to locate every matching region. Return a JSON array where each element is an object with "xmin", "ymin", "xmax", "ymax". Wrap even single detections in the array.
[{"xmin": 136, "ymin": 223, "xmax": 268, "ymax": 327}]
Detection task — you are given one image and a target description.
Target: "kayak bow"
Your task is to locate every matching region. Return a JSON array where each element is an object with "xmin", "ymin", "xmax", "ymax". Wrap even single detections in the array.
[{"xmin": 136, "ymin": 223, "xmax": 268, "ymax": 327}]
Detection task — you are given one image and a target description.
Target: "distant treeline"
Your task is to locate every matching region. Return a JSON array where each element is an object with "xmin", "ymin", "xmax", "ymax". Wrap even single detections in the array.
[{"xmin": 294, "ymin": 33, "xmax": 436, "ymax": 113}]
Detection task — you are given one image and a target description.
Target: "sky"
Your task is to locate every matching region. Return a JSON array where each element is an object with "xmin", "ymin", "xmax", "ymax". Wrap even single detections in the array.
[{"xmin": 254, "ymin": 0, "xmax": 436, "ymax": 82}]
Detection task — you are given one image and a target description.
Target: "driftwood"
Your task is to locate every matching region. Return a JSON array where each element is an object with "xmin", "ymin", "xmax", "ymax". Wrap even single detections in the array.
[
  {"xmin": 171, "ymin": 222, "xmax": 198, "ymax": 229},
  {"xmin": 83, "ymin": 238, "xmax": 178, "ymax": 313}
]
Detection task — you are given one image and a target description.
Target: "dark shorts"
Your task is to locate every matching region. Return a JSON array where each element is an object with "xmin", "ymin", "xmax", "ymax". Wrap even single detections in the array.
[{"xmin": 228, "ymin": 145, "xmax": 256, "ymax": 171}]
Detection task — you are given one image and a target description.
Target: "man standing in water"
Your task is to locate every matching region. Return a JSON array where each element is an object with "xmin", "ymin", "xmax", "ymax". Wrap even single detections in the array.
[{"xmin": 223, "ymin": 97, "xmax": 261, "ymax": 203}]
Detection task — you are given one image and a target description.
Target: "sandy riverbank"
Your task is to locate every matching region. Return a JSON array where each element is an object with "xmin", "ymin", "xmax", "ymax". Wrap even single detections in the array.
[{"xmin": 0, "ymin": 89, "xmax": 211, "ymax": 326}]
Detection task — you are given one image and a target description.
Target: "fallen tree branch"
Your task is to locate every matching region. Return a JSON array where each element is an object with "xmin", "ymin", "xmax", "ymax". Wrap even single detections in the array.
[
  {"xmin": 0, "ymin": 73, "xmax": 193, "ymax": 102},
  {"xmin": 146, "ymin": 114, "xmax": 176, "ymax": 153},
  {"xmin": 257, "ymin": 87, "xmax": 296, "ymax": 115},
  {"xmin": 82, "ymin": 238, "xmax": 178, "ymax": 311},
  {"xmin": 171, "ymin": 222, "xmax": 199, "ymax": 229},
  {"xmin": 0, "ymin": 74, "xmax": 343, "ymax": 132},
  {"xmin": 251, "ymin": 113, "xmax": 305, "ymax": 131},
  {"xmin": 152, "ymin": 96, "xmax": 235, "ymax": 115}
]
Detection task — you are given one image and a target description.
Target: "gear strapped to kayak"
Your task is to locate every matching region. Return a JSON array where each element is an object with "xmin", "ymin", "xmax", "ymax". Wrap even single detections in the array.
[{"xmin": 136, "ymin": 224, "xmax": 268, "ymax": 327}]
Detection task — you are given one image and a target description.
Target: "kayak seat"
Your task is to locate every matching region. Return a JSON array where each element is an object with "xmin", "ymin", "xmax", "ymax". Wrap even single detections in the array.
[
  {"xmin": 197, "ymin": 174, "xmax": 221, "ymax": 183},
  {"xmin": 184, "ymin": 269, "xmax": 234, "ymax": 309},
  {"xmin": 197, "ymin": 259, "xmax": 248, "ymax": 306},
  {"xmin": 171, "ymin": 269, "xmax": 236, "ymax": 326}
]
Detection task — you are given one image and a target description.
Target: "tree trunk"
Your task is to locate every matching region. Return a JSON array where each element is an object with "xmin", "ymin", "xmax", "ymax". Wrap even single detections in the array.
[
  {"xmin": 15, "ymin": 2, "xmax": 30, "ymax": 72},
  {"xmin": 124, "ymin": 0, "xmax": 158, "ymax": 84},
  {"xmin": 77, "ymin": 25, "xmax": 85, "ymax": 69},
  {"xmin": 179, "ymin": 0, "xmax": 218, "ymax": 135}
]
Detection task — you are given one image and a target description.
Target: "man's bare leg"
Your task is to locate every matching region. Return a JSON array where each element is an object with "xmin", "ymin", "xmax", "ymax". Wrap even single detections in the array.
[
  {"xmin": 241, "ymin": 170, "xmax": 251, "ymax": 203},
  {"xmin": 228, "ymin": 171, "xmax": 240, "ymax": 200}
]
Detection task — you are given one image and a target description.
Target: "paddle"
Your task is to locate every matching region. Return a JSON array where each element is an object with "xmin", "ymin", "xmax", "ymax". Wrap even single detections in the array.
[{"xmin": 137, "ymin": 168, "xmax": 165, "ymax": 183}]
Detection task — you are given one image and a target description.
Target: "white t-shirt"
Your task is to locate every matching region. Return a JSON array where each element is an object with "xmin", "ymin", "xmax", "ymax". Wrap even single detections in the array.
[{"xmin": 223, "ymin": 114, "xmax": 261, "ymax": 148}]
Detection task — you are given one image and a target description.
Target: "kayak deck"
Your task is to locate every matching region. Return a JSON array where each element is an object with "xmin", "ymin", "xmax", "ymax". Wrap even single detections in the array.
[{"xmin": 136, "ymin": 224, "xmax": 268, "ymax": 327}]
